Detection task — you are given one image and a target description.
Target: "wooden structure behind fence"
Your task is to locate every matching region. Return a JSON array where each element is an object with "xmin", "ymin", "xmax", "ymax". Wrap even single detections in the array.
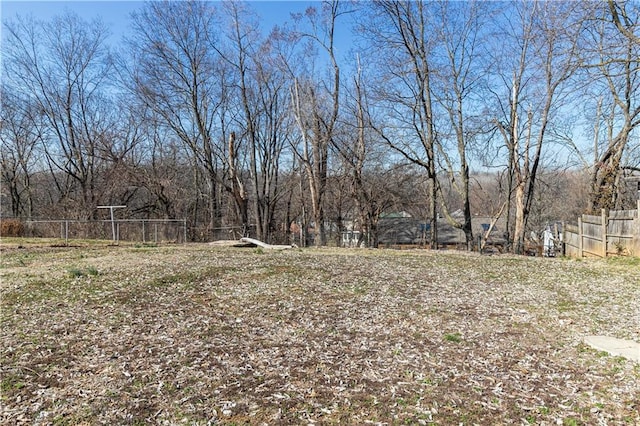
[{"xmin": 564, "ymin": 200, "xmax": 640, "ymax": 258}]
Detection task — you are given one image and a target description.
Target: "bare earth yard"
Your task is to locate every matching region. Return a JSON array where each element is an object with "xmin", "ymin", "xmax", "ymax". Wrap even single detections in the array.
[{"xmin": 1, "ymin": 240, "xmax": 639, "ymax": 425}]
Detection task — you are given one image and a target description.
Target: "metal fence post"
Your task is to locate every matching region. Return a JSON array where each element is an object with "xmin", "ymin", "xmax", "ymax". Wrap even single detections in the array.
[{"xmin": 183, "ymin": 219, "xmax": 187, "ymax": 244}]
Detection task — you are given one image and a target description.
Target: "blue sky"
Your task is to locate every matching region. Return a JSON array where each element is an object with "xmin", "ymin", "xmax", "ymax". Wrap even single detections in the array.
[{"xmin": 1, "ymin": 1, "xmax": 321, "ymax": 45}]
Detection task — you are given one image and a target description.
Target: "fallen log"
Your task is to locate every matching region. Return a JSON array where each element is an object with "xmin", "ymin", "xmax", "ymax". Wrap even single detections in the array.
[
  {"xmin": 209, "ymin": 240, "xmax": 255, "ymax": 248},
  {"xmin": 240, "ymin": 237, "xmax": 294, "ymax": 250}
]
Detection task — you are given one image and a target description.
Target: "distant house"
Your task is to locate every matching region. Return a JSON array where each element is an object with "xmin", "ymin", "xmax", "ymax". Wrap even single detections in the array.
[
  {"xmin": 341, "ymin": 227, "xmax": 362, "ymax": 248},
  {"xmin": 375, "ymin": 210, "xmax": 507, "ymax": 250},
  {"xmin": 436, "ymin": 209, "xmax": 508, "ymax": 249},
  {"xmin": 339, "ymin": 212, "xmax": 424, "ymax": 247},
  {"xmin": 377, "ymin": 212, "xmax": 426, "ymax": 246}
]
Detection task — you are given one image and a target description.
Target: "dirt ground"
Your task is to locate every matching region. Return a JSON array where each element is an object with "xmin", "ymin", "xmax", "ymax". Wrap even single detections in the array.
[{"xmin": 1, "ymin": 240, "xmax": 639, "ymax": 425}]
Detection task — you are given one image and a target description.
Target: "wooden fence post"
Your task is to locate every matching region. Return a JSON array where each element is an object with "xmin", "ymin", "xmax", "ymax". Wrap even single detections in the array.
[
  {"xmin": 578, "ymin": 216, "xmax": 583, "ymax": 258},
  {"xmin": 601, "ymin": 208, "xmax": 608, "ymax": 258},
  {"xmin": 635, "ymin": 200, "xmax": 640, "ymax": 257}
]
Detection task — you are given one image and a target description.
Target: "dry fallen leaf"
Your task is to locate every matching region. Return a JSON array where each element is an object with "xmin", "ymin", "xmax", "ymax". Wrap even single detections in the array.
[{"xmin": 1, "ymin": 244, "xmax": 638, "ymax": 424}]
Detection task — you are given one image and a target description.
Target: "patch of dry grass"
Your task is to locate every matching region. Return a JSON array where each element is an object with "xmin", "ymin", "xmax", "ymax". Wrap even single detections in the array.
[{"xmin": 1, "ymin": 241, "xmax": 639, "ymax": 424}]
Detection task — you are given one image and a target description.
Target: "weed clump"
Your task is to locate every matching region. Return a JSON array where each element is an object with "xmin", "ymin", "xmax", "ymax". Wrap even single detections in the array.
[
  {"xmin": 1, "ymin": 219, "xmax": 24, "ymax": 237},
  {"xmin": 444, "ymin": 332, "xmax": 463, "ymax": 343},
  {"xmin": 67, "ymin": 266, "xmax": 100, "ymax": 278}
]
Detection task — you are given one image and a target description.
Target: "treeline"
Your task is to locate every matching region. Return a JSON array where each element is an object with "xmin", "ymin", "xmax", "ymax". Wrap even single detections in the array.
[{"xmin": 1, "ymin": 1, "xmax": 638, "ymax": 251}]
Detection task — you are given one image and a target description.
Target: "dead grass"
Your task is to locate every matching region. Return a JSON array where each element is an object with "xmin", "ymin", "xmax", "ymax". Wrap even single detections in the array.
[{"xmin": 1, "ymin": 241, "xmax": 639, "ymax": 425}]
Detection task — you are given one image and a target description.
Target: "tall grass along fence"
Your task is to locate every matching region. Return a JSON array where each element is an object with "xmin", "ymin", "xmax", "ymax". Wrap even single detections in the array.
[
  {"xmin": 19, "ymin": 219, "xmax": 187, "ymax": 245},
  {"xmin": 564, "ymin": 200, "xmax": 640, "ymax": 258}
]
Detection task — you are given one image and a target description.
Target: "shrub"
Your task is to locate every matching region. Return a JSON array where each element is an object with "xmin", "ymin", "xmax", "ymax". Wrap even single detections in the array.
[{"xmin": 0, "ymin": 219, "xmax": 24, "ymax": 237}]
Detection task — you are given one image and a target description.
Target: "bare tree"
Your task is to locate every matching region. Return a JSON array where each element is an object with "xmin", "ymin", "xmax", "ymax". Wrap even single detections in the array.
[
  {"xmin": 342, "ymin": 60, "xmax": 376, "ymax": 247},
  {"xmin": 608, "ymin": 0, "xmax": 640, "ymax": 44},
  {"xmin": 249, "ymin": 58, "xmax": 292, "ymax": 243},
  {"xmin": 491, "ymin": 1, "xmax": 583, "ymax": 253},
  {"xmin": 430, "ymin": 0, "xmax": 491, "ymax": 250},
  {"xmin": 225, "ymin": 131, "xmax": 249, "ymax": 235},
  {"xmin": 128, "ymin": 0, "xmax": 229, "ymax": 238},
  {"xmin": 223, "ymin": 2, "xmax": 290, "ymax": 241},
  {"xmin": 584, "ymin": 1, "xmax": 640, "ymax": 211},
  {"xmin": 0, "ymin": 86, "xmax": 42, "ymax": 218},
  {"xmin": 4, "ymin": 12, "xmax": 113, "ymax": 219},
  {"xmin": 88, "ymin": 90, "xmax": 176, "ymax": 220},
  {"xmin": 332, "ymin": 57, "xmax": 392, "ymax": 248},
  {"xmin": 288, "ymin": 1, "xmax": 343, "ymax": 246},
  {"xmin": 130, "ymin": 124, "xmax": 186, "ymax": 220},
  {"xmin": 363, "ymin": 0, "xmax": 439, "ymax": 246}
]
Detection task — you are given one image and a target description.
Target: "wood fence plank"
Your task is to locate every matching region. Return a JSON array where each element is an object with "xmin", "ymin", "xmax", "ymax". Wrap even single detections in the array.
[
  {"xmin": 601, "ymin": 209, "xmax": 607, "ymax": 258},
  {"xmin": 564, "ymin": 201, "xmax": 639, "ymax": 258},
  {"xmin": 582, "ymin": 214, "xmax": 602, "ymax": 225}
]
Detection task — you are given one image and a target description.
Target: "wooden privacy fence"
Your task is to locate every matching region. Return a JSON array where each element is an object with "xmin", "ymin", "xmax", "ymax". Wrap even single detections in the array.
[{"xmin": 564, "ymin": 200, "xmax": 640, "ymax": 258}]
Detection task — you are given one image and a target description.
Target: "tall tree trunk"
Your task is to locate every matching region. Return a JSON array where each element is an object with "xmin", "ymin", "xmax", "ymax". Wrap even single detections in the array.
[{"xmin": 227, "ymin": 132, "xmax": 249, "ymax": 236}]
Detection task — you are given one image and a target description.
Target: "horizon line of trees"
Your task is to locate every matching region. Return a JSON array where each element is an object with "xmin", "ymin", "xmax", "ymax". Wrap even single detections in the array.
[{"xmin": 2, "ymin": 0, "xmax": 639, "ymax": 251}]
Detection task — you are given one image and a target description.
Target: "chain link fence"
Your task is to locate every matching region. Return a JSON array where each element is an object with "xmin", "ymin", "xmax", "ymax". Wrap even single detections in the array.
[{"xmin": 24, "ymin": 219, "xmax": 187, "ymax": 244}]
